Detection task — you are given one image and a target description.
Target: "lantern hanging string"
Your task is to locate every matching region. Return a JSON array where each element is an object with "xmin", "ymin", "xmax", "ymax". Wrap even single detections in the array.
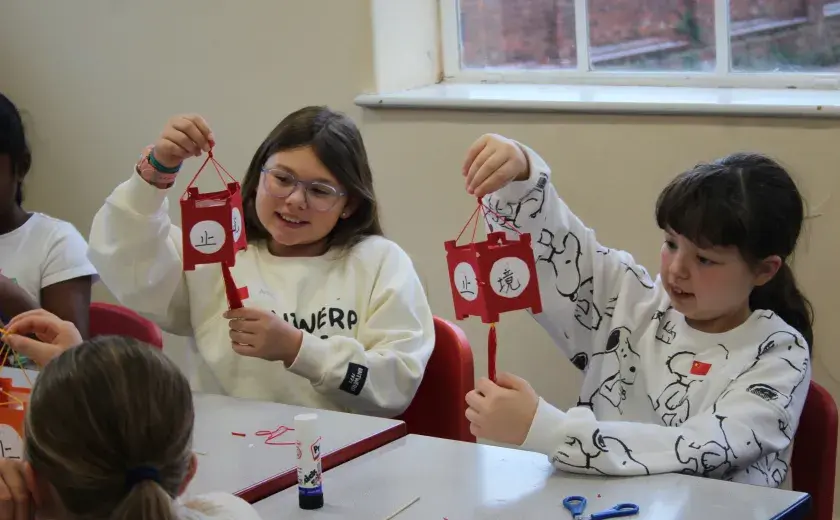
[
  {"xmin": 454, "ymin": 198, "xmax": 526, "ymax": 247},
  {"xmin": 180, "ymin": 148, "xmax": 239, "ymax": 201},
  {"xmin": 452, "ymin": 198, "xmax": 533, "ymax": 383}
]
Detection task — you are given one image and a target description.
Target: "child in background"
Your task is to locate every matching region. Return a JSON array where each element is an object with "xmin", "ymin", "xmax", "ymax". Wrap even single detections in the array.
[
  {"xmin": 87, "ymin": 107, "xmax": 434, "ymax": 418},
  {"xmin": 0, "ymin": 93, "xmax": 97, "ymax": 338},
  {"xmin": 461, "ymin": 134, "xmax": 811, "ymax": 487},
  {"xmin": 0, "ymin": 311, "xmax": 262, "ymax": 520}
]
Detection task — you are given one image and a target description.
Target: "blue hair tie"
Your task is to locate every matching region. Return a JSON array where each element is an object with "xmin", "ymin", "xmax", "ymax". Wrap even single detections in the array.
[{"xmin": 125, "ymin": 466, "xmax": 160, "ymax": 489}]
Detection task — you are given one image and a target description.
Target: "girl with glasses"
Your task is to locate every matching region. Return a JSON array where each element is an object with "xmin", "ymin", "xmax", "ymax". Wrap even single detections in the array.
[{"xmin": 87, "ymin": 107, "xmax": 434, "ymax": 418}]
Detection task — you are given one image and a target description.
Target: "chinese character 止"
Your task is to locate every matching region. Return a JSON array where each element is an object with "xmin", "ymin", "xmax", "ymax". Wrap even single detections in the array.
[
  {"xmin": 459, "ymin": 275, "xmax": 475, "ymax": 297},
  {"xmin": 196, "ymin": 230, "xmax": 216, "ymax": 248},
  {"xmin": 496, "ymin": 268, "xmax": 521, "ymax": 294}
]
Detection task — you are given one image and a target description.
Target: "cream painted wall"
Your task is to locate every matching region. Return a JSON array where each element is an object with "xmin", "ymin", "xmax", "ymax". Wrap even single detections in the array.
[{"xmin": 2, "ymin": 0, "xmax": 840, "ymax": 512}]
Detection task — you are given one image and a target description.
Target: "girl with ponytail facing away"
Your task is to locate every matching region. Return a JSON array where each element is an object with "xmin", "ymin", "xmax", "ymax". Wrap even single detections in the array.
[
  {"xmin": 0, "ymin": 310, "xmax": 262, "ymax": 520},
  {"xmin": 460, "ymin": 136, "xmax": 812, "ymax": 488}
]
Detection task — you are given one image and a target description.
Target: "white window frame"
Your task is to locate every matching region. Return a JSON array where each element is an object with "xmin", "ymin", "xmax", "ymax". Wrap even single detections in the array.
[{"xmin": 439, "ymin": 0, "xmax": 840, "ymax": 91}]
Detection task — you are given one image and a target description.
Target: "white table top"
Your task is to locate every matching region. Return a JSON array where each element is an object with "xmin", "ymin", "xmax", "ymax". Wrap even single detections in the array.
[
  {"xmin": 255, "ymin": 434, "xmax": 810, "ymax": 520},
  {"xmin": 0, "ymin": 367, "xmax": 406, "ymax": 503},
  {"xmin": 187, "ymin": 393, "xmax": 406, "ymax": 502}
]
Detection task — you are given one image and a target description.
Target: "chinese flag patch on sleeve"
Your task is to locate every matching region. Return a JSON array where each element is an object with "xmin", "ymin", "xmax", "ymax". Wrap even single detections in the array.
[{"xmin": 690, "ymin": 360, "xmax": 712, "ymax": 376}]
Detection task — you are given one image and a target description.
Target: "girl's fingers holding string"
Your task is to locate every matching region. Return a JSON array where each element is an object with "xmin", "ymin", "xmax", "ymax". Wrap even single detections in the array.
[
  {"xmin": 3, "ymin": 335, "xmax": 61, "ymax": 367},
  {"xmin": 172, "ymin": 116, "xmax": 211, "ymax": 153},
  {"xmin": 466, "ymin": 145, "xmax": 496, "ymax": 192},
  {"xmin": 5, "ymin": 309, "xmax": 58, "ymax": 329},
  {"xmin": 161, "ymin": 127, "xmax": 200, "ymax": 157},
  {"xmin": 470, "ymin": 156, "xmax": 510, "ymax": 198},
  {"xmin": 184, "ymin": 114, "xmax": 215, "ymax": 146},
  {"xmin": 463, "ymin": 135, "xmax": 489, "ymax": 176},
  {"xmin": 4, "ymin": 316, "xmax": 58, "ymax": 342}
]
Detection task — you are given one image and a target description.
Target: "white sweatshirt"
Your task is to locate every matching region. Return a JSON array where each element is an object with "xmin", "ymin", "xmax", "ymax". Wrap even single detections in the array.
[
  {"xmin": 484, "ymin": 144, "xmax": 811, "ymax": 487},
  {"xmin": 179, "ymin": 492, "xmax": 262, "ymax": 520},
  {"xmin": 87, "ymin": 171, "xmax": 434, "ymax": 417}
]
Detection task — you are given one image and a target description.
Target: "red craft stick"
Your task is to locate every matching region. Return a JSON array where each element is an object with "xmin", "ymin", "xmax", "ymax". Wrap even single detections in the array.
[
  {"xmin": 221, "ymin": 263, "xmax": 248, "ymax": 309},
  {"xmin": 488, "ymin": 323, "xmax": 497, "ymax": 381}
]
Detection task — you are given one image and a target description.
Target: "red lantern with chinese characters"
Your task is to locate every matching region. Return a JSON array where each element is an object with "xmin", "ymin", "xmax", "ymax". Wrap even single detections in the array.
[
  {"xmin": 445, "ymin": 231, "xmax": 542, "ymax": 323},
  {"xmin": 179, "ymin": 151, "xmax": 249, "ymax": 308},
  {"xmin": 444, "ymin": 201, "xmax": 542, "ymax": 381}
]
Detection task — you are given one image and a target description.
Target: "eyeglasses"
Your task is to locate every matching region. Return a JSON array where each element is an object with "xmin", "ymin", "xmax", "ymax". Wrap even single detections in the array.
[{"xmin": 260, "ymin": 168, "xmax": 346, "ymax": 212}]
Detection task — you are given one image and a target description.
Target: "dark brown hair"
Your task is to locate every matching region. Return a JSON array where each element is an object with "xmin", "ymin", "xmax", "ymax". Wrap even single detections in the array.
[
  {"xmin": 241, "ymin": 106, "xmax": 383, "ymax": 251},
  {"xmin": 0, "ymin": 93, "xmax": 31, "ymax": 205},
  {"xmin": 24, "ymin": 336, "xmax": 194, "ymax": 520},
  {"xmin": 655, "ymin": 152, "xmax": 813, "ymax": 348}
]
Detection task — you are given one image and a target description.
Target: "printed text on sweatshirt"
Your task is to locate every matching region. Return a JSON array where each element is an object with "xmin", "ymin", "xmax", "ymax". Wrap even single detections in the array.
[{"xmin": 482, "ymin": 144, "xmax": 810, "ymax": 487}]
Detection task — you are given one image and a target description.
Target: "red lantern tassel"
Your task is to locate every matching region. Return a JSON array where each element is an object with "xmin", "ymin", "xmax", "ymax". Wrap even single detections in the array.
[{"xmin": 488, "ymin": 323, "xmax": 497, "ymax": 382}]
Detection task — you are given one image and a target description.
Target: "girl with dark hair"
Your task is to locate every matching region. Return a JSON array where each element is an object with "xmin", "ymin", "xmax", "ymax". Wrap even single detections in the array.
[
  {"xmin": 460, "ymin": 134, "xmax": 811, "ymax": 488},
  {"xmin": 0, "ymin": 93, "xmax": 97, "ymax": 337},
  {"xmin": 87, "ymin": 108, "xmax": 433, "ymax": 418}
]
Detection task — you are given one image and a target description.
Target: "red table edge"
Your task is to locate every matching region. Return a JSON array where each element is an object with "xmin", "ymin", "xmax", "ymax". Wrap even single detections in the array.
[{"xmin": 235, "ymin": 421, "xmax": 408, "ymax": 503}]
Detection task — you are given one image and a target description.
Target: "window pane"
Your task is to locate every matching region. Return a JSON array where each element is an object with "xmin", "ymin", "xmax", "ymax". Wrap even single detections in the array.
[
  {"xmin": 731, "ymin": 0, "xmax": 840, "ymax": 72},
  {"xmin": 589, "ymin": 0, "xmax": 716, "ymax": 71},
  {"xmin": 458, "ymin": 0, "xmax": 577, "ymax": 70}
]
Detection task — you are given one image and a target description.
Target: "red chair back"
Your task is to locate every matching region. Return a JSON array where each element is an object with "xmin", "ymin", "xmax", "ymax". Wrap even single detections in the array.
[
  {"xmin": 792, "ymin": 380, "xmax": 838, "ymax": 520},
  {"xmin": 397, "ymin": 316, "xmax": 476, "ymax": 442},
  {"xmin": 89, "ymin": 302, "xmax": 164, "ymax": 350}
]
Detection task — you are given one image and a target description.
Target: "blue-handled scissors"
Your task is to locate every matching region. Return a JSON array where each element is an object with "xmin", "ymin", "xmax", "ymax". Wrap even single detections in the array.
[{"xmin": 563, "ymin": 495, "xmax": 639, "ymax": 520}]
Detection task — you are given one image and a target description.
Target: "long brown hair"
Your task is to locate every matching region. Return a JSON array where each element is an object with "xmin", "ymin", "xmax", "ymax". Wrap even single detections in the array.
[
  {"xmin": 24, "ymin": 336, "xmax": 194, "ymax": 520},
  {"xmin": 240, "ymin": 106, "xmax": 384, "ymax": 251},
  {"xmin": 655, "ymin": 152, "xmax": 814, "ymax": 349}
]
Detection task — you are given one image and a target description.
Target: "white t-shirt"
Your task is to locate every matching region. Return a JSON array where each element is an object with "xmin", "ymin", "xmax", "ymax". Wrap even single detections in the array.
[
  {"xmin": 178, "ymin": 492, "xmax": 262, "ymax": 520},
  {"xmin": 0, "ymin": 213, "xmax": 98, "ymax": 306}
]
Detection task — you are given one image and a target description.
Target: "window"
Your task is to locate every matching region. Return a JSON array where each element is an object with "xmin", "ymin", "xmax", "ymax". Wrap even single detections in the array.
[{"xmin": 441, "ymin": 0, "xmax": 840, "ymax": 89}]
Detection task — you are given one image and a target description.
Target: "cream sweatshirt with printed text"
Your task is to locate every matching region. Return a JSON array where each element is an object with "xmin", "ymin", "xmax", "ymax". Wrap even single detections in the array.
[
  {"xmin": 87, "ymin": 171, "xmax": 434, "ymax": 417},
  {"xmin": 483, "ymin": 144, "xmax": 810, "ymax": 487}
]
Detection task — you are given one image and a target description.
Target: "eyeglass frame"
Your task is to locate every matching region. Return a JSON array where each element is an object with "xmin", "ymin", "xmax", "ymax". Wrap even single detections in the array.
[{"xmin": 260, "ymin": 167, "xmax": 347, "ymax": 212}]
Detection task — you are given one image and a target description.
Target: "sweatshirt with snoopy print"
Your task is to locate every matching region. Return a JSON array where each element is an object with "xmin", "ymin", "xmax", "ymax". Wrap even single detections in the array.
[{"xmin": 482, "ymin": 143, "xmax": 810, "ymax": 487}]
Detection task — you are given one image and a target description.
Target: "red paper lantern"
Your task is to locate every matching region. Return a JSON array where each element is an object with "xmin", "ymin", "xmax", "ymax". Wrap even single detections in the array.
[
  {"xmin": 444, "ymin": 201, "xmax": 543, "ymax": 381},
  {"xmin": 445, "ymin": 231, "xmax": 542, "ymax": 324},
  {"xmin": 180, "ymin": 182, "xmax": 247, "ymax": 270},
  {"xmin": 179, "ymin": 152, "xmax": 249, "ymax": 308}
]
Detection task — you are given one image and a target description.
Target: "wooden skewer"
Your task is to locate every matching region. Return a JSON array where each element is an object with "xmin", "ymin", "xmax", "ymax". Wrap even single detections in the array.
[{"xmin": 383, "ymin": 496, "xmax": 420, "ymax": 520}]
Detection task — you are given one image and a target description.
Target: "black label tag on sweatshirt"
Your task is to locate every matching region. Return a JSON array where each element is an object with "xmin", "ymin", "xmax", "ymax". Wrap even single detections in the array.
[{"xmin": 339, "ymin": 363, "xmax": 368, "ymax": 396}]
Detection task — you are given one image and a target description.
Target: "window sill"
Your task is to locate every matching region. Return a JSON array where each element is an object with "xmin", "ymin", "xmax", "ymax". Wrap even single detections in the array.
[{"xmin": 354, "ymin": 82, "xmax": 840, "ymax": 117}]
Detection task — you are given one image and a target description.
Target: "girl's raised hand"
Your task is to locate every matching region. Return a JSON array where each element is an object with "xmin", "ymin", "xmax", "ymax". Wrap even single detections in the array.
[
  {"xmin": 152, "ymin": 114, "xmax": 215, "ymax": 169},
  {"xmin": 462, "ymin": 134, "xmax": 530, "ymax": 198}
]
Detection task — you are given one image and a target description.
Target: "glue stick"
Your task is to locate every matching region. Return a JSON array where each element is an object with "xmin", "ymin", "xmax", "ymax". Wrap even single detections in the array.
[{"xmin": 294, "ymin": 413, "xmax": 323, "ymax": 509}]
